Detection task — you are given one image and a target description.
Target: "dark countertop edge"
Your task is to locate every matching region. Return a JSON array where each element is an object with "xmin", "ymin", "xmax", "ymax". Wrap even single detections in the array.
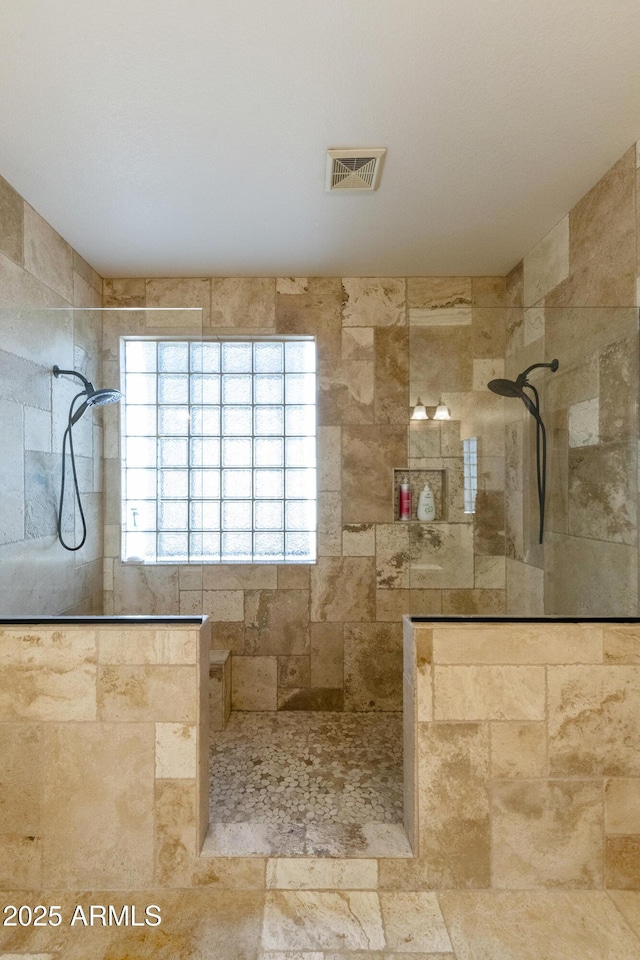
[
  {"xmin": 0, "ymin": 616, "xmax": 208, "ymax": 625},
  {"xmin": 407, "ymin": 616, "xmax": 640, "ymax": 623}
]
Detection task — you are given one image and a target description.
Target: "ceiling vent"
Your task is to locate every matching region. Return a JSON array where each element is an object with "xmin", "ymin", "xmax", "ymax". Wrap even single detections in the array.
[{"xmin": 325, "ymin": 148, "xmax": 386, "ymax": 191}]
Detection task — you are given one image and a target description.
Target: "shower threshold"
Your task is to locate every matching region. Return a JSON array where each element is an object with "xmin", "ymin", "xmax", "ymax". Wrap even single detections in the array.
[{"xmin": 203, "ymin": 711, "xmax": 412, "ymax": 858}]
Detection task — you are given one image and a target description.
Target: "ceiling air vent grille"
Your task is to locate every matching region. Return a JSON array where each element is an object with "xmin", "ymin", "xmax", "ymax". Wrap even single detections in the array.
[{"xmin": 326, "ymin": 148, "xmax": 386, "ymax": 191}]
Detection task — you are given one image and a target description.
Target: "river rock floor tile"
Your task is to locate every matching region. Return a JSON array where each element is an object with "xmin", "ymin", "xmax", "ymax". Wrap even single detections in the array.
[{"xmin": 209, "ymin": 711, "xmax": 405, "ymax": 857}]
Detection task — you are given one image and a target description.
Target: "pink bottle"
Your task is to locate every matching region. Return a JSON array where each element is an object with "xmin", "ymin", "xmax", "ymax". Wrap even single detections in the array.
[{"xmin": 399, "ymin": 476, "xmax": 411, "ymax": 521}]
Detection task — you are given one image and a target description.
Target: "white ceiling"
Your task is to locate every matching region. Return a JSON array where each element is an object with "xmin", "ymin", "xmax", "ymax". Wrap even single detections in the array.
[{"xmin": 1, "ymin": 0, "xmax": 639, "ymax": 278}]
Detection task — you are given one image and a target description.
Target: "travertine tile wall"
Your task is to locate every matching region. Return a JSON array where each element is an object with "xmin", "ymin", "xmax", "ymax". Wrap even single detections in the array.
[
  {"xmin": 403, "ymin": 618, "xmax": 640, "ymax": 889},
  {"xmin": 504, "ymin": 142, "xmax": 640, "ymax": 615},
  {"xmin": 102, "ymin": 276, "xmax": 506, "ymax": 710},
  {"xmin": 0, "ymin": 620, "xmax": 210, "ymax": 891},
  {"xmin": 0, "ymin": 174, "xmax": 104, "ymax": 615}
]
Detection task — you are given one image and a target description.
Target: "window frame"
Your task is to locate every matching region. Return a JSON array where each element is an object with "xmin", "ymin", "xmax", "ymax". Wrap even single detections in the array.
[{"xmin": 119, "ymin": 334, "xmax": 317, "ymax": 565}]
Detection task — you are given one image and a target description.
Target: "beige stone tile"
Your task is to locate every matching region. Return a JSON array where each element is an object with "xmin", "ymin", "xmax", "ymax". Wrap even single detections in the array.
[
  {"xmin": 154, "ymin": 778, "xmax": 197, "ymax": 886},
  {"xmin": 439, "ymin": 890, "xmax": 640, "ymax": 959},
  {"xmin": 145, "ymin": 277, "xmax": 210, "ymax": 326},
  {"xmin": 376, "ymin": 589, "xmax": 411, "ymax": 622},
  {"xmin": 112, "ymin": 562, "xmax": 180, "ymax": 615},
  {"xmin": 344, "ymin": 623, "xmax": 403, "ymax": 711},
  {"xmin": 23, "ymin": 204, "xmax": 73, "ymax": 301},
  {"xmin": 409, "ymin": 589, "xmax": 443, "ymax": 616},
  {"xmin": 548, "ymin": 665, "xmax": 640, "ymax": 776},
  {"xmin": 277, "ymin": 655, "xmax": 310, "ymax": 690},
  {"xmin": 343, "ymin": 523, "xmax": 375, "ymax": 556},
  {"xmin": 434, "ymin": 666, "xmax": 545, "ymax": 721},
  {"xmin": 97, "ymin": 665, "xmax": 197, "ymax": 722},
  {"xmin": 231, "ymin": 656, "xmax": 277, "ymax": 710},
  {"xmin": 472, "ymin": 275, "xmax": 506, "ymax": 307},
  {"xmin": 568, "ymin": 441, "xmax": 637, "ymax": 545},
  {"xmin": 203, "ymin": 822, "xmax": 305, "ymax": 856},
  {"xmin": 432, "ymin": 623, "xmax": 603, "ymax": 664},
  {"xmin": 491, "ymin": 722, "xmax": 547, "ymax": 779},
  {"xmin": 506, "ymin": 558, "xmax": 544, "ymax": 616},
  {"xmin": 472, "ymin": 358, "xmax": 504, "ymax": 392},
  {"xmin": 417, "ymin": 722, "xmax": 490, "ymax": 886},
  {"xmin": 245, "ymin": 589, "xmax": 309, "ymax": 655},
  {"xmin": 605, "ymin": 625, "xmax": 640, "ymax": 664},
  {"xmin": 605, "ymin": 779, "xmax": 640, "ymax": 834},
  {"xmin": 408, "ymin": 422, "xmax": 441, "ymax": 459},
  {"xmin": 276, "ymin": 276, "xmax": 308, "ymax": 294},
  {"xmin": 202, "ymin": 564, "xmax": 277, "ymax": 589},
  {"xmin": 201, "ymin": 589, "xmax": 244, "ymax": 622},
  {"xmin": 41, "ymin": 723, "xmax": 154, "ymax": 887},
  {"xmin": 409, "ymin": 523, "xmax": 474, "ymax": 589},
  {"xmin": 523, "ymin": 305, "xmax": 545, "ymax": 344},
  {"xmin": 492, "ymin": 780, "xmax": 603, "ymax": 888},
  {"xmin": 276, "ymin": 276, "xmax": 342, "ymax": 359},
  {"xmin": 0, "ymin": 175, "xmax": 23, "ymax": 266},
  {"xmin": 317, "ymin": 491, "xmax": 342, "ymax": 555},
  {"xmin": 342, "ymin": 326, "xmax": 374, "ymax": 359},
  {"xmin": 410, "ymin": 327, "xmax": 473, "ymax": 401},
  {"xmin": 0, "ymin": 835, "xmax": 42, "ymax": 889},
  {"xmin": 318, "ymin": 358, "xmax": 374, "ymax": 425},
  {"xmin": 342, "ymin": 277, "xmax": 405, "ymax": 327},
  {"xmin": 310, "ymin": 556, "xmax": 376, "ymax": 622},
  {"xmin": 155, "ymin": 722, "xmax": 197, "ymax": 778},
  {"xmin": 276, "ymin": 565, "xmax": 310, "ymax": 590},
  {"xmin": 191, "ymin": 855, "xmax": 266, "ymax": 887},
  {"xmin": 103, "ymin": 277, "xmax": 146, "ymax": 307},
  {"xmin": 568, "ymin": 396, "xmax": 599, "ymax": 447},
  {"xmin": 475, "ymin": 555, "xmax": 506, "ymax": 589},
  {"xmin": 545, "ymin": 306, "xmax": 637, "ymax": 368},
  {"xmin": 441, "ymin": 588, "xmax": 505, "ymax": 615},
  {"xmin": 310, "ymin": 623, "xmax": 343, "ymax": 688},
  {"xmin": 408, "ymin": 276, "xmax": 471, "ymax": 312},
  {"xmin": 544, "ymin": 533, "xmax": 637, "ymax": 617},
  {"xmin": 606, "ymin": 836, "xmax": 640, "ymax": 889},
  {"xmin": 376, "ymin": 523, "xmax": 410, "ymax": 589},
  {"xmin": 97, "ymin": 627, "xmax": 198, "ymax": 664},
  {"xmin": 374, "ymin": 327, "xmax": 409, "ymax": 423},
  {"xmin": 0, "ymin": 628, "xmax": 96, "ymax": 721},
  {"xmin": 608, "ymin": 890, "xmax": 640, "ymax": 934},
  {"xmin": 211, "ymin": 277, "xmax": 275, "ymax": 329},
  {"xmin": 266, "ymin": 858, "xmax": 377, "ymax": 889},
  {"xmin": 278, "ymin": 687, "xmax": 343, "ymax": 710},
  {"xmin": 262, "ymin": 891, "xmax": 385, "ymax": 951},
  {"xmin": 342, "ymin": 424, "xmax": 407, "ymax": 523},
  {"xmin": 317, "ymin": 426, "xmax": 341, "ymax": 491},
  {"xmin": 472, "ymin": 308, "xmax": 506, "ymax": 358},
  {"xmin": 523, "ymin": 216, "xmax": 569, "ymax": 306},
  {"xmin": 0, "ymin": 724, "xmax": 43, "ymax": 835},
  {"xmin": 0, "ymin": 890, "xmax": 264, "ymax": 958},
  {"xmin": 380, "ymin": 891, "xmax": 452, "ymax": 953},
  {"xmin": 600, "ymin": 334, "xmax": 638, "ymax": 445}
]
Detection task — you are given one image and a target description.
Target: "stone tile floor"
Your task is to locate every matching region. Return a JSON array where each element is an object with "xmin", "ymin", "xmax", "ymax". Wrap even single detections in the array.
[
  {"xmin": 1, "ymin": 889, "xmax": 639, "ymax": 958},
  {"xmin": 207, "ymin": 712, "xmax": 410, "ymax": 857}
]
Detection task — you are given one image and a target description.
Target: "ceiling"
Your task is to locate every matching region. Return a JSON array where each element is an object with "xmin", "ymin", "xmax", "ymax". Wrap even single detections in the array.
[{"xmin": 1, "ymin": 0, "xmax": 639, "ymax": 278}]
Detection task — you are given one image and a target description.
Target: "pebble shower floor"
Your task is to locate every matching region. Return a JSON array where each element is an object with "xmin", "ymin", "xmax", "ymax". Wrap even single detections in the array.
[{"xmin": 209, "ymin": 711, "xmax": 404, "ymax": 827}]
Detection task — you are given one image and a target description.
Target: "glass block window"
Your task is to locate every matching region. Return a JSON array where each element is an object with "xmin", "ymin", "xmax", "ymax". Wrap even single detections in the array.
[
  {"xmin": 463, "ymin": 436, "xmax": 478, "ymax": 514},
  {"xmin": 120, "ymin": 338, "xmax": 317, "ymax": 563}
]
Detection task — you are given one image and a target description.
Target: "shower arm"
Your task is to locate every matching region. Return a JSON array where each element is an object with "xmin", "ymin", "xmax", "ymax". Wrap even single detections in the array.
[
  {"xmin": 53, "ymin": 365, "xmax": 93, "ymax": 392},
  {"xmin": 515, "ymin": 359, "xmax": 560, "ymax": 386}
]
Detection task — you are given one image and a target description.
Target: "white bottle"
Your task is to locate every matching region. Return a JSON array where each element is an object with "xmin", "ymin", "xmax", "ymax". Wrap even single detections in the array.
[{"xmin": 417, "ymin": 481, "xmax": 436, "ymax": 521}]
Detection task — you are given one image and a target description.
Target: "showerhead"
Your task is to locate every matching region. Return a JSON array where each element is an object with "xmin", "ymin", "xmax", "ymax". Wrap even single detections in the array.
[
  {"xmin": 487, "ymin": 378, "xmax": 525, "ymax": 399},
  {"xmin": 53, "ymin": 366, "xmax": 123, "ymax": 424},
  {"xmin": 86, "ymin": 387, "xmax": 123, "ymax": 407}
]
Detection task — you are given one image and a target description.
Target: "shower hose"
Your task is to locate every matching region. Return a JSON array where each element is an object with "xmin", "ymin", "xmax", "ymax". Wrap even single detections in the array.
[{"xmin": 57, "ymin": 391, "xmax": 89, "ymax": 551}]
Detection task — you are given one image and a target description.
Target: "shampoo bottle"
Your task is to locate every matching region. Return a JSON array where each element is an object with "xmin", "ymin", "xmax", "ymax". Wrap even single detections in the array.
[
  {"xmin": 399, "ymin": 477, "xmax": 412, "ymax": 521},
  {"xmin": 417, "ymin": 481, "xmax": 436, "ymax": 521}
]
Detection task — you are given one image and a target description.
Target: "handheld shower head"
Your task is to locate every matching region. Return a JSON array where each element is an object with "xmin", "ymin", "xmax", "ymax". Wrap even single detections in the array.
[{"xmin": 487, "ymin": 378, "xmax": 541, "ymax": 422}]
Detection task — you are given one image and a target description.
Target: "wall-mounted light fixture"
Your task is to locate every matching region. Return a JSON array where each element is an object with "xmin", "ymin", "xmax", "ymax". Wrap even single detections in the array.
[
  {"xmin": 433, "ymin": 398, "xmax": 451, "ymax": 421},
  {"xmin": 410, "ymin": 397, "xmax": 451, "ymax": 421},
  {"xmin": 410, "ymin": 398, "xmax": 429, "ymax": 420}
]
